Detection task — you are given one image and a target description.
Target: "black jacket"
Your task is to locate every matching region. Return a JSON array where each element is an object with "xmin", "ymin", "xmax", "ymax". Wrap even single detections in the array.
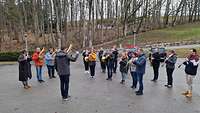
[
  {"xmin": 18, "ymin": 55, "xmax": 32, "ymax": 81},
  {"xmin": 55, "ymin": 51, "xmax": 79, "ymax": 76},
  {"xmin": 119, "ymin": 59, "xmax": 129, "ymax": 73},
  {"xmin": 183, "ymin": 61, "xmax": 199, "ymax": 75},
  {"xmin": 152, "ymin": 52, "xmax": 161, "ymax": 66}
]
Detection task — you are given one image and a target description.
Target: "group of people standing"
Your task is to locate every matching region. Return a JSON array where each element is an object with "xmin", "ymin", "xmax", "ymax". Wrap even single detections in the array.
[
  {"xmin": 149, "ymin": 48, "xmax": 199, "ymax": 97},
  {"xmin": 82, "ymin": 46, "xmax": 199, "ymax": 97},
  {"xmin": 82, "ymin": 46, "xmax": 146, "ymax": 95},
  {"xmin": 18, "ymin": 44, "xmax": 199, "ymax": 99},
  {"xmin": 18, "ymin": 46, "xmax": 79, "ymax": 101}
]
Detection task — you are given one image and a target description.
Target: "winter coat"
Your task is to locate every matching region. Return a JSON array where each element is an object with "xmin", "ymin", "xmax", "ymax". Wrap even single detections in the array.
[
  {"xmin": 32, "ymin": 52, "xmax": 44, "ymax": 66},
  {"xmin": 119, "ymin": 58, "xmax": 129, "ymax": 73},
  {"xmin": 18, "ymin": 55, "xmax": 32, "ymax": 81},
  {"xmin": 165, "ymin": 54, "xmax": 177, "ymax": 69},
  {"xmin": 112, "ymin": 49, "xmax": 119, "ymax": 61},
  {"xmin": 45, "ymin": 52, "xmax": 55, "ymax": 66},
  {"xmin": 183, "ymin": 54, "xmax": 199, "ymax": 76},
  {"xmin": 133, "ymin": 54, "xmax": 146, "ymax": 74},
  {"xmin": 88, "ymin": 52, "xmax": 96, "ymax": 66},
  {"xmin": 151, "ymin": 52, "xmax": 161, "ymax": 67},
  {"xmin": 105, "ymin": 54, "xmax": 114, "ymax": 68},
  {"xmin": 55, "ymin": 51, "xmax": 79, "ymax": 76}
]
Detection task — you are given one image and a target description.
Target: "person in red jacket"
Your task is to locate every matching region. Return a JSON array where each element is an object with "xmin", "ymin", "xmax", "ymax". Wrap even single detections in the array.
[{"xmin": 32, "ymin": 47, "xmax": 45, "ymax": 83}]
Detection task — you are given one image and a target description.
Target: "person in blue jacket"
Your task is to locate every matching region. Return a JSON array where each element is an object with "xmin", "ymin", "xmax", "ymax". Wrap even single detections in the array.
[
  {"xmin": 45, "ymin": 48, "xmax": 56, "ymax": 79},
  {"xmin": 133, "ymin": 48, "xmax": 147, "ymax": 96}
]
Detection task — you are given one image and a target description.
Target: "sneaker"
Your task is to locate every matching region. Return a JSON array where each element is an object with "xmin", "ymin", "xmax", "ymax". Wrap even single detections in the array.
[
  {"xmin": 151, "ymin": 79, "xmax": 157, "ymax": 82},
  {"xmin": 136, "ymin": 92, "xmax": 143, "ymax": 96},
  {"xmin": 164, "ymin": 85, "xmax": 169, "ymax": 87},
  {"xmin": 131, "ymin": 86, "xmax": 136, "ymax": 89},
  {"xmin": 167, "ymin": 85, "xmax": 173, "ymax": 88},
  {"xmin": 52, "ymin": 76, "xmax": 56, "ymax": 78},
  {"xmin": 63, "ymin": 96, "xmax": 71, "ymax": 101}
]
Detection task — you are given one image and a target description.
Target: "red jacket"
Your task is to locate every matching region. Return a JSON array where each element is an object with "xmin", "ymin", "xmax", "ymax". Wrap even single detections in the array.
[{"xmin": 32, "ymin": 52, "xmax": 44, "ymax": 66}]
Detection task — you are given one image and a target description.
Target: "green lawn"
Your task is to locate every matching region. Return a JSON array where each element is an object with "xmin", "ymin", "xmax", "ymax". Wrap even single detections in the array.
[{"xmin": 124, "ymin": 22, "xmax": 200, "ymax": 44}]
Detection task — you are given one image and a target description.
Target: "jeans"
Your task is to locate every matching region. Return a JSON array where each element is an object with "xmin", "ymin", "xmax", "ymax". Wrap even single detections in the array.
[
  {"xmin": 59, "ymin": 75, "xmax": 70, "ymax": 98},
  {"xmin": 113, "ymin": 60, "xmax": 118, "ymax": 73},
  {"xmin": 89, "ymin": 64, "xmax": 96, "ymax": 77},
  {"xmin": 166, "ymin": 68, "xmax": 174, "ymax": 85},
  {"xmin": 36, "ymin": 66, "xmax": 43, "ymax": 81},
  {"xmin": 137, "ymin": 73, "xmax": 144, "ymax": 92},
  {"xmin": 107, "ymin": 66, "xmax": 113, "ymax": 79},
  {"xmin": 121, "ymin": 72, "xmax": 127, "ymax": 81},
  {"xmin": 130, "ymin": 71, "xmax": 137, "ymax": 88},
  {"xmin": 47, "ymin": 65, "xmax": 55, "ymax": 78},
  {"xmin": 152, "ymin": 64, "xmax": 160, "ymax": 80}
]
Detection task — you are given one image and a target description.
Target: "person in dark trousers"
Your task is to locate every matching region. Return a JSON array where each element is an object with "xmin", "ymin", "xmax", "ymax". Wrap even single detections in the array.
[
  {"xmin": 55, "ymin": 47, "xmax": 79, "ymax": 101},
  {"xmin": 98, "ymin": 48, "xmax": 106, "ymax": 73},
  {"xmin": 112, "ymin": 46, "xmax": 119, "ymax": 73},
  {"xmin": 105, "ymin": 51, "xmax": 114, "ymax": 81},
  {"xmin": 88, "ymin": 48, "xmax": 97, "ymax": 78},
  {"xmin": 18, "ymin": 50, "xmax": 32, "ymax": 89},
  {"xmin": 181, "ymin": 49, "xmax": 199, "ymax": 98},
  {"xmin": 82, "ymin": 49, "xmax": 90, "ymax": 74},
  {"xmin": 45, "ymin": 48, "xmax": 56, "ymax": 79},
  {"xmin": 129, "ymin": 52, "xmax": 138, "ymax": 89},
  {"xmin": 163, "ymin": 50, "xmax": 177, "ymax": 88},
  {"xmin": 151, "ymin": 48, "xmax": 161, "ymax": 82},
  {"xmin": 133, "ymin": 48, "xmax": 146, "ymax": 96},
  {"xmin": 119, "ymin": 52, "xmax": 129, "ymax": 84}
]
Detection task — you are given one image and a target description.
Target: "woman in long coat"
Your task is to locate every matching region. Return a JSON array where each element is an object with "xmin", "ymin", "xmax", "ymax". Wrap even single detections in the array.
[{"xmin": 18, "ymin": 50, "xmax": 32, "ymax": 89}]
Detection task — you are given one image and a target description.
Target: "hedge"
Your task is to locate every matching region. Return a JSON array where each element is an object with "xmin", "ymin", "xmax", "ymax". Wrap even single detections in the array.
[{"xmin": 0, "ymin": 51, "xmax": 34, "ymax": 61}]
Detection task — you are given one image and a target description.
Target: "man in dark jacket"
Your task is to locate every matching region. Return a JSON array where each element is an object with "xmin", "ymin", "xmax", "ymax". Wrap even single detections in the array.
[
  {"xmin": 181, "ymin": 49, "xmax": 199, "ymax": 98},
  {"xmin": 55, "ymin": 47, "xmax": 79, "ymax": 101},
  {"xmin": 18, "ymin": 50, "xmax": 32, "ymax": 89},
  {"xmin": 151, "ymin": 48, "xmax": 161, "ymax": 82},
  {"xmin": 133, "ymin": 48, "xmax": 146, "ymax": 95}
]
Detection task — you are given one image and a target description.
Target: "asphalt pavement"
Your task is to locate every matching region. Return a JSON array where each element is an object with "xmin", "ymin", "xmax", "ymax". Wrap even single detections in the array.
[{"xmin": 0, "ymin": 58, "xmax": 200, "ymax": 113}]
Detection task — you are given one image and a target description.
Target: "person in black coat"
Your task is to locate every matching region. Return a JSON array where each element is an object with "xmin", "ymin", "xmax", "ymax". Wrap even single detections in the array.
[
  {"xmin": 18, "ymin": 50, "xmax": 32, "ymax": 89},
  {"xmin": 150, "ymin": 48, "xmax": 161, "ymax": 82}
]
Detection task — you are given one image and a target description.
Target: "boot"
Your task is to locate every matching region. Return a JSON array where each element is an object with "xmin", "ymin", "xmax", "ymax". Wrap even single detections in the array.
[
  {"xmin": 186, "ymin": 90, "xmax": 192, "ymax": 98},
  {"xmin": 181, "ymin": 90, "xmax": 189, "ymax": 95}
]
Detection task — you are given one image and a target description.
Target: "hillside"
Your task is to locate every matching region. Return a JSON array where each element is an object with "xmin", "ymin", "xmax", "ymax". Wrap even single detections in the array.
[{"xmin": 121, "ymin": 22, "xmax": 200, "ymax": 47}]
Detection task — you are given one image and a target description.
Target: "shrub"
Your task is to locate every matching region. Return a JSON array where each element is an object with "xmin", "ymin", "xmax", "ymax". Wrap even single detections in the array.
[{"xmin": 0, "ymin": 51, "xmax": 34, "ymax": 61}]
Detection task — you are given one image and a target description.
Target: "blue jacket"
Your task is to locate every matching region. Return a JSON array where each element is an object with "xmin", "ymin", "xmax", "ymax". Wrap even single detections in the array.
[
  {"xmin": 133, "ymin": 54, "xmax": 146, "ymax": 74},
  {"xmin": 45, "ymin": 52, "xmax": 55, "ymax": 66}
]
